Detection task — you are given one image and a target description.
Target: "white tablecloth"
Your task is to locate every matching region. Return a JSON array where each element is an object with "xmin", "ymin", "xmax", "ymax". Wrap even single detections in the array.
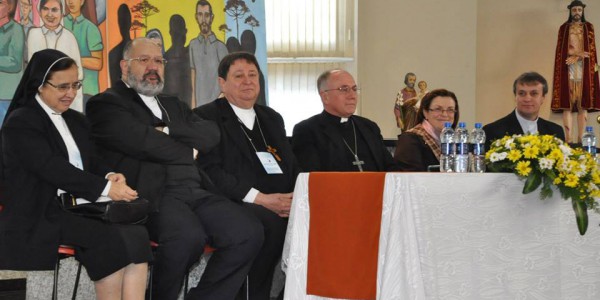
[{"xmin": 282, "ymin": 173, "xmax": 600, "ymax": 299}]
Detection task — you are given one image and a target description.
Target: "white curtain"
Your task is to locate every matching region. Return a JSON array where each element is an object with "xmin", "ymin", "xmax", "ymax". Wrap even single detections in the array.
[{"xmin": 265, "ymin": 0, "xmax": 355, "ymax": 135}]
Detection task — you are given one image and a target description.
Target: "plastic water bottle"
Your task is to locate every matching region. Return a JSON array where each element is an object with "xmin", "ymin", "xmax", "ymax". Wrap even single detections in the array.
[
  {"xmin": 582, "ymin": 126, "xmax": 597, "ymax": 155},
  {"xmin": 470, "ymin": 123, "xmax": 486, "ymax": 173},
  {"xmin": 453, "ymin": 122, "xmax": 469, "ymax": 173},
  {"xmin": 440, "ymin": 122, "xmax": 454, "ymax": 172}
]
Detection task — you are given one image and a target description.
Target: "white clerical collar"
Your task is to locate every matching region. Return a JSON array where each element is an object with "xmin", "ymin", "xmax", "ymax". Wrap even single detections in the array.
[
  {"xmin": 122, "ymin": 80, "xmax": 162, "ymax": 119},
  {"xmin": 35, "ymin": 93, "xmax": 62, "ymax": 116},
  {"xmin": 41, "ymin": 24, "xmax": 63, "ymax": 35},
  {"xmin": 229, "ymin": 102, "xmax": 256, "ymax": 130},
  {"xmin": 515, "ymin": 110, "xmax": 538, "ymax": 135},
  {"xmin": 340, "ymin": 117, "xmax": 349, "ymax": 123}
]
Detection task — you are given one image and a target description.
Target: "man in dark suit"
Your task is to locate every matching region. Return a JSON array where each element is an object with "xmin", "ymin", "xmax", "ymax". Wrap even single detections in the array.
[
  {"xmin": 483, "ymin": 72, "xmax": 566, "ymax": 149},
  {"xmin": 86, "ymin": 38, "xmax": 263, "ymax": 300},
  {"xmin": 292, "ymin": 69, "xmax": 399, "ymax": 172},
  {"xmin": 194, "ymin": 52, "xmax": 297, "ymax": 299}
]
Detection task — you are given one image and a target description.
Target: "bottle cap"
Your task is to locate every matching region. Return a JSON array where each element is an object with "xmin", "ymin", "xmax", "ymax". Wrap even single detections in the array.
[
  {"xmin": 444, "ymin": 122, "xmax": 451, "ymax": 127},
  {"xmin": 475, "ymin": 123, "xmax": 482, "ymax": 129},
  {"xmin": 459, "ymin": 122, "xmax": 466, "ymax": 128},
  {"xmin": 586, "ymin": 126, "xmax": 593, "ymax": 132}
]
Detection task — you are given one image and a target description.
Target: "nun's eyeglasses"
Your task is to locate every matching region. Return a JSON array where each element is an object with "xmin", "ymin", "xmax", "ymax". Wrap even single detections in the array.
[{"xmin": 46, "ymin": 81, "xmax": 83, "ymax": 93}]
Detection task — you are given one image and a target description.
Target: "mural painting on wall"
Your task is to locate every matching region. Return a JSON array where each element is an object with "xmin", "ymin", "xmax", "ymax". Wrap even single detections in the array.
[
  {"xmin": 0, "ymin": 0, "xmax": 267, "ymax": 126},
  {"xmin": 106, "ymin": 0, "xmax": 268, "ymax": 108}
]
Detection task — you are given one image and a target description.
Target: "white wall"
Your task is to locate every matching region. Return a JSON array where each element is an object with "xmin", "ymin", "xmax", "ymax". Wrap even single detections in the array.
[{"xmin": 358, "ymin": 0, "xmax": 477, "ymax": 139}]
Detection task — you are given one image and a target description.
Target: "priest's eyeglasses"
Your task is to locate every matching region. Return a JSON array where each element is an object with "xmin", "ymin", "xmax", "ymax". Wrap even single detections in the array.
[
  {"xmin": 428, "ymin": 108, "xmax": 457, "ymax": 115},
  {"xmin": 323, "ymin": 85, "xmax": 361, "ymax": 94},
  {"xmin": 46, "ymin": 81, "xmax": 83, "ymax": 93},
  {"xmin": 127, "ymin": 56, "xmax": 168, "ymax": 66}
]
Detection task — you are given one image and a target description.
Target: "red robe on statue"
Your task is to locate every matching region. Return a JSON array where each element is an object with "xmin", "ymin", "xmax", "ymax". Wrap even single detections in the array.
[{"xmin": 552, "ymin": 21, "xmax": 600, "ymax": 112}]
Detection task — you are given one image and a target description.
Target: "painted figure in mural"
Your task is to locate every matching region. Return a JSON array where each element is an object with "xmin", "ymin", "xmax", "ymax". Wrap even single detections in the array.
[
  {"xmin": 394, "ymin": 72, "xmax": 419, "ymax": 131},
  {"xmin": 240, "ymin": 30, "xmax": 266, "ymax": 106},
  {"xmin": 65, "ymin": 0, "xmax": 103, "ymax": 106},
  {"xmin": 146, "ymin": 28, "xmax": 165, "ymax": 54},
  {"xmin": 0, "ymin": 0, "xmax": 25, "ymax": 125},
  {"xmin": 226, "ymin": 36, "xmax": 241, "ymax": 53},
  {"xmin": 14, "ymin": 0, "xmax": 38, "ymax": 31},
  {"xmin": 15, "ymin": 0, "xmax": 33, "ymax": 35},
  {"xmin": 164, "ymin": 14, "xmax": 192, "ymax": 107},
  {"xmin": 552, "ymin": 0, "xmax": 600, "ymax": 143},
  {"xmin": 27, "ymin": 0, "xmax": 84, "ymax": 111},
  {"xmin": 109, "ymin": 3, "xmax": 131, "ymax": 86},
  {"xmin": 189, "ymin": 0, "xmax": 228, "ymax": 108}
]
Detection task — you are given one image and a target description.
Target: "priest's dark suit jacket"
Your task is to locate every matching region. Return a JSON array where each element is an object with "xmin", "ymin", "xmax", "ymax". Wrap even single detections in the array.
[
  {"xmin": 0, "ymin": 101, "xmax": 109, "ymax": 270},
  {"xmin": 483, "ymin": 110, "xmax": 565, "ymax": 150},
  {"xmin": 85, "ymin": 80, "xmax": 220, "ymax": 210},
  {"xmin": 193, "ymin": 98, "xmax": 299, "ymax": 200},
  {"xmin": 292, "ymin": 111, "xmax": 398, "ymax": 172}
]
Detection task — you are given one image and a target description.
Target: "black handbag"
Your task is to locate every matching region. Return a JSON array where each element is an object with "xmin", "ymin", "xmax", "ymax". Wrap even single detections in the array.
[{"xmin": 58, "ymin": 193, "xmax": 150, "ymax": 224}]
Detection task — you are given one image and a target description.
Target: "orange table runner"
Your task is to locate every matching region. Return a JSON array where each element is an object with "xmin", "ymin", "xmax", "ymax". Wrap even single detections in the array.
[{"xmin": 307, "ymin": 172, "xmax": 386, "ymax": 299}]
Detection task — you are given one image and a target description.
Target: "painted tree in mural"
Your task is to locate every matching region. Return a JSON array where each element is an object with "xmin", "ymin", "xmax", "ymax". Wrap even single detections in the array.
[
  {"xmin": 244, "ymin": 15, "xmax": 259, "ymax": 32},
  {"xmin": 219, "ymin": 24, "xmax": 232, "ymax": 39},
  {"xmin": 225, "ymin": 0, "xmax": 250, "ymax": 39},
  {"xmin": 130, "ymin": 20, "xmax": 147, "ymax": 38},
  {"xmin": 131, "ymin": 0, "xmax": 159, "ymax": 34}
]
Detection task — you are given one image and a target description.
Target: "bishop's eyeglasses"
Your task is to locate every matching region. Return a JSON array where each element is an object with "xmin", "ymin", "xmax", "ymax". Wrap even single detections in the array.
[
  {"xmin": 127, "ymin": 56, "xmax": 168, "ymax": 66},
  {"xmin": 322, "ymin": 85, "xmax": 361, "ymax": 94}
]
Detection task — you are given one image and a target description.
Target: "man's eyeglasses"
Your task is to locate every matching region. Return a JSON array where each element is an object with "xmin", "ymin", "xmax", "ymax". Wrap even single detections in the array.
[
  {"xmin": 127, "ymin": 56, "xmax": 167, "ymax": 66},
  {"xmin": 45, "ymin": 81, "xmax": 83, "ymax": 93},
  {"xmin": 323, "ymin": 86, "xmax": 361, "ymax": 94},
  {"xmin": 428, "ymin": 108, "xmax": 457, "ymax": 115}
]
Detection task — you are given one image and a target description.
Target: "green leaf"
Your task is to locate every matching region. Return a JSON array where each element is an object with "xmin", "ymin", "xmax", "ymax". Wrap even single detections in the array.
[
  {"xmin": 572, "ymin": 199, "xmax": 589, "ymax": 235},
  {"xmin": 540, "ymin": 176, "xmax": 553, "ymax": 199},
  {"xmin": 523, "ymin": 171, "xmax": 542, "ymax": 194}
]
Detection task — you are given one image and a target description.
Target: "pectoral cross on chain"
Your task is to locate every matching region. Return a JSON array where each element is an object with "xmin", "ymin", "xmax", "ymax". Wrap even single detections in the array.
[
  {"xmin": 352, "ymin": 154, "xmax": 365, "ymax": 172},
  {"xmin": 267, "ymin": 145, "xmax": 282, "ymax": 161}
]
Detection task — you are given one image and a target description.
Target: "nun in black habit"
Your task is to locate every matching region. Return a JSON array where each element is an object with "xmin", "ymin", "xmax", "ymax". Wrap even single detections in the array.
[{"xmin": 0, "ymin": 49, "xmax": 151, "ymax": 299}]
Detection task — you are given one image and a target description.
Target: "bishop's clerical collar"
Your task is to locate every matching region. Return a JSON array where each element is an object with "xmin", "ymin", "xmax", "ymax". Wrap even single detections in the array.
[
  {"xmin": 323, "ymin": 110, "xmax": 352, "ymax": 124},
  {"xmin": 230, "ymin": 102, "xmax": 256, "ymax": 130}
]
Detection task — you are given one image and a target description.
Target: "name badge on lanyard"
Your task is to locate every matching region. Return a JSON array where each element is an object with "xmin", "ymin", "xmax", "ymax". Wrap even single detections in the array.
[{"xmin": 256, "ymin": 152, "xmax": 283, "ymax": 174}]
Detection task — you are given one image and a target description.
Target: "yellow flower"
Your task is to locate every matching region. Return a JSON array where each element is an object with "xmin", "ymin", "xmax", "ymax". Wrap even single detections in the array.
[
  {"xmin": 541, "ymin": 135, "xmax": 555, "ymax": 144},
  {"xmin": 520, "ymin": 135, "xmax": 535, "ymax": 144},
  {"xmin": 564, "ymin": 174, "xmax": 579, "ymax": 188},
  {"xmin": 507, "ymin": 150, "xmax": 522, "ymax": 162},
  {"xmin": 553, "ymin": 177, "xmax": 562, "ymax": 185},
  {"xmin": 523, "ymin": 146, "xmax": 540, "ymax": 159},
  {"xmin": 592, "ymin": 172, "xmax": 600, "ymax": 184},
  {"xmin": 547, "ymin": 149, "xmax": 563, "ymax": 161},
  {"xmin": 516, "ymin": 161, "xmax": 532, "ymax": 176}
]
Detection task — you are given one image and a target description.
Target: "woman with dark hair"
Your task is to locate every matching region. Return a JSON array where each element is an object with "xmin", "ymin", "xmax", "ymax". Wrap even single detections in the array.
[
  {"xmin": 0, "ymin": 49, "xmax": 151, "ymax": 299},
  {"xmin": 394, "ymin": 88, "xmax": 460, "ymax": 171}
]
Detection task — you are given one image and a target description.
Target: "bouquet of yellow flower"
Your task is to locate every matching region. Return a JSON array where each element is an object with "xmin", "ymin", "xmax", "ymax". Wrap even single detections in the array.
[{"xmin": 486, "ymin": 134, "xmax": 600, "ymax": 235}]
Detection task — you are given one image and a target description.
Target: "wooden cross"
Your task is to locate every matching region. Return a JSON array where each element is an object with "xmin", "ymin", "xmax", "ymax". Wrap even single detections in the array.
[{"xmin": 267, "ymin": 145, "xmax": 282, "ymax": 161}]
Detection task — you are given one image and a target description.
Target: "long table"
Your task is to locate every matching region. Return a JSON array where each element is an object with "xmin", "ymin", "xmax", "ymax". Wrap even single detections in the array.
[{"xmin": 282, "ymin": 173, "xmax": 600, "ymax": 299}]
